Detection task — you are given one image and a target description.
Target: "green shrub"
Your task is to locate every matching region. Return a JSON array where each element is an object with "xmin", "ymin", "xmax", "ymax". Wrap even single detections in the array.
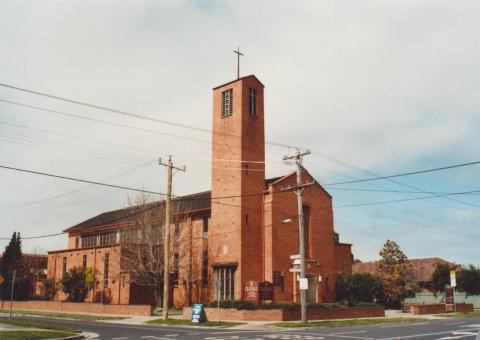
[{"xmin": 204, "ymin": 300, "xmax": 371, "ymax": 310}]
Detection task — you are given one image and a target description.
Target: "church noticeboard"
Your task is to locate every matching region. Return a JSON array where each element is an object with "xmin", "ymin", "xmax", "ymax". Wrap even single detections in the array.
[
  {"xmin": 244, "ymin": 280, "xmax": 259, "ymax": 304},
  {"xmin": 259, "ymin": 281, "xmax": 274, "ymax": 301},
  {"xmin": 191, "ymin": 303, "xmax": 206, "ymax": 323}
]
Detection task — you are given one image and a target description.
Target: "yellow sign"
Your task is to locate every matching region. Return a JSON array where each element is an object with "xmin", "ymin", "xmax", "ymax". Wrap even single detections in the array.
[
  {"xmin": 0, "ymin": 275, "xmax": 4, "ymax": 285},
  {"xmin": 450, "ymin": 270, "xmax": 456, "ymax": 287},
  {"xmin": 85, "ymin": 268, "xmax": 95, "ymax": 284}
]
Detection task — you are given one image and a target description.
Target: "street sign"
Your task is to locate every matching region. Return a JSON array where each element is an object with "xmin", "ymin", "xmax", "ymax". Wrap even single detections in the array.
[
  {"xmin": 289, "ymin": 268, "xmax": 301, "ymax": 273},
  {"xmin": 0, "ymin": 275, "xmax": 4, "ymax": 285},
  {"xmin": 290, "ymin": 254, "xmax": 301, "ymax": 260},
  {"xmin": 293, "ymin": 259, "xmax": 301, "ymax": 265},
  {"xmin": 450, "ymin": 270, "xmax": 456, "ymax": 287},
  {"xmin": 299, "ymin": 278, "xmax": 308, "ymax": 290}
]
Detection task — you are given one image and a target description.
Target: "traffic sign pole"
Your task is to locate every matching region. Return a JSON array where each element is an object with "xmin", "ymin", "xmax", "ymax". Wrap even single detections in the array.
[{"xmin": 9, "ymin": 269, "xmax": 16, "ymax": 320}]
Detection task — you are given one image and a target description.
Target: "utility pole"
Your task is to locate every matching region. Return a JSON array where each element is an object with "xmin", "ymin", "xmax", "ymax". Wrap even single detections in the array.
[
  {"xmin": 159, "ymin": 155, "xmax": 186, "ymax": 321},
  {"xmin": 281, "ymin": 149, "xmax": 314, "ymax": 324}
]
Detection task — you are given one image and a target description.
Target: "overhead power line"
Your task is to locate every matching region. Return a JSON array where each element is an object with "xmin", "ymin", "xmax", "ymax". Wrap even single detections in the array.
[
  {"xmin": 0, "ymin": 83, "xmax": 292, "ymax": 148},
  {"xmin": 0, "ymin": 232, "xmax": 64, "ymax": 240},
  {"xmin": 324, "ymin": 160, "xmax": 480, "ymax": 186},
  {"xmin": 335, "ymin": 188, "xmax": 480, "ymax": 208},
  {"xmin": 0, "ymin": 83, "xmax": 210, "ymax": 133}
]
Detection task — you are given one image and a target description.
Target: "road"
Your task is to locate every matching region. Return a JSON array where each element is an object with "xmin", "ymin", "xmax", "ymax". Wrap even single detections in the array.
[{"xmin": 3, "ymin": 315, "xmax": 480, "ymax": 340}]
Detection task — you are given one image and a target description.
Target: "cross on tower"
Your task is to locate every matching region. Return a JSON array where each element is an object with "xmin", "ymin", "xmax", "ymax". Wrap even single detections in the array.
[{"xmin": 233, "ymin": 47, "xmax": 244, "ymax": 79}]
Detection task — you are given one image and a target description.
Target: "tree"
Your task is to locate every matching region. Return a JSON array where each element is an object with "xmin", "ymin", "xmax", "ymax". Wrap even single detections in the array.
[
  {"xmin": 0, "ymin": 232, "xmax": 32, "ymax": 301},
  {"xmin": 377, "ymin": 240, "xmax": 416, "ymax": 308},
  {"xmin": 61, "ymin": 266, "xmax": 88, "ymax": 302},
  {"xmin": 120, "ymin": 193, "xmax": 200, "ymax": 307},
  {"xmin": 336, "ymin": 273, "xmax": 384, "ymax": 306},
  {"xmin": 457, "ymin": 265, "xmax": 480, "ymax": 296},
  {"xmin": 430, "ymin": 263, "xmax": 454, "ymax": 294},
  {"xmin": 39, "ymin": 278, "xmax": 58, "ymax": 300},
  {"xmin": 120, "ymin": 194, "xmax": 165, "ymax": 307}
]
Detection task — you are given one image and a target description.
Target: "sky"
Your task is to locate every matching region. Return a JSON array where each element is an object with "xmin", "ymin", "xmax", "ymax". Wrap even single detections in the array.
[{"xmin": 0, "ymin": 0, "xmax": 479, "ymax": 265}]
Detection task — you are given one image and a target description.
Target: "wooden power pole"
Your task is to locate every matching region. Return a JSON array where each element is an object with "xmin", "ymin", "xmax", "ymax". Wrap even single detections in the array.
[
  {"xmin": 159, "ymin": 155, "xmax": 185, "ymax": 321},
  {"xmin": 282, "ymin": 149, "xmax": 314, "ymax": 324}
]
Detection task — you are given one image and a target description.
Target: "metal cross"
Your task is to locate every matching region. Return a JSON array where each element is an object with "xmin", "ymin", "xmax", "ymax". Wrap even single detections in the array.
[{"xmin": 233, "ymin": 46, "xmax": 244, "ymax": 79}]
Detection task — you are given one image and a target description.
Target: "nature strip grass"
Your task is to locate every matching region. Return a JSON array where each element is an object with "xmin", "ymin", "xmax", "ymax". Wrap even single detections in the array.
[
  {"xmin": 0, "ymin": 309, "xmax": 126, "ymax": 321},
  {"xmin": 0, "ymin": 330, "xmax": 77, "ymax": 340},
  {"xmin": 273, "ymin": 317, "xmax": 428, "ymax": 328},
  {"xmin": 435, "ymin": 311, "xmax": 480, "ymax": 318}
]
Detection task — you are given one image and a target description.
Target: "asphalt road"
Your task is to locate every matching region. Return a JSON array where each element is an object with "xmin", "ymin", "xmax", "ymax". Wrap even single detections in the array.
[{"xmin": 3, "ymin": 315, "xmax": 480, "ymax": 340}]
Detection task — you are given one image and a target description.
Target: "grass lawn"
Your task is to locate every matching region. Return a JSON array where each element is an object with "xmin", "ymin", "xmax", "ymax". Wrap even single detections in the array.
[
  {"xmin": 435, "ymin": 311, "xmax": 480, "ymax": 318},
  {"xmin": 153, "ymin": 308, "xmax": 183, "ymax": 316},
  {"xmin": 0, "ymin": 309, "xmax": 126, "ymax": 321},
  {"xmin": 0, "ymin": 319, "xmax": 78, "ymax": 339},
  {"xmin": 147, "ymin": 318, "xmax": 244, "ymax": 327},
  {"xmin": 273, "ymin": 317, "xmax": 428, "ymax": 328},
  {"xmin": 0, "ymin": 330, "xmax": 77, "ymax": 340},
  {"xmin": 0, "ymin": 319, "xmax": 73, "ymax": 331}
]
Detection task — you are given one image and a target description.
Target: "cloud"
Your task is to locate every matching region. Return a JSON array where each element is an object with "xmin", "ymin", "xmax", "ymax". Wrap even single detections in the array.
[{"xmin": 0, "ymin": 0, "xmax": 478, "ymax": 265}]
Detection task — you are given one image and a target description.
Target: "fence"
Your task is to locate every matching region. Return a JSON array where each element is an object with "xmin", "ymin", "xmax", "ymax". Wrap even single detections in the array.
[{"xmin": 404, "ymin": 292, "xmax": 480, "ymax": 309}]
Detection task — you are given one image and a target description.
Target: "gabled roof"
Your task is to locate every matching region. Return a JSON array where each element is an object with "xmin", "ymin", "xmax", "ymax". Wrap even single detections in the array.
[
  {"xmin": 266, "ymin": 167, "xmax": 332, "ymax": 198},
  {"xmin": 64, "ymin": 168, "xmax": 329, "ymax": 234},
  {"xmin": 212, "ymin": 75, "xmax": 265, "ymax": 90}
]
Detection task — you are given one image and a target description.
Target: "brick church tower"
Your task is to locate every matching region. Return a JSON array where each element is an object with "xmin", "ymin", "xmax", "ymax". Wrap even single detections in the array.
[{"xmin": 209, "ymin": 75, "xmax": 265, "ymax": 300}]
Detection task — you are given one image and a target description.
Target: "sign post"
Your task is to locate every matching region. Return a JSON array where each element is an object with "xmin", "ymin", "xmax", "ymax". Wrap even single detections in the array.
[
  {"xmin": 450, "ymin": 271, "xmax": 457, "ymax": 313},
  {"xmin": 9, "ymin": 269, "xmax": 16, "ymax": 320}
]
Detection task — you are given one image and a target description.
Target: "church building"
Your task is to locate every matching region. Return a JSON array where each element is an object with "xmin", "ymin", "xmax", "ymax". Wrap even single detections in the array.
[{"xmin": 47, "ymin": 74, "xmax": 352, "ymax": 307}]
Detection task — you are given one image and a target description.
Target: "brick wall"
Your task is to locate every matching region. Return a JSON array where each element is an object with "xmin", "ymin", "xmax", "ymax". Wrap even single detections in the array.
[
  {"xmin": 1, "ymin": 300, "xmax": 152, "ymax": 316},
  {"xmin": 411, "ymin": 303, "xmax": 474, "ymax": 315},
  {"xmin": 182, "ymin": 306, "xmax": 384, "ymax": 321}
]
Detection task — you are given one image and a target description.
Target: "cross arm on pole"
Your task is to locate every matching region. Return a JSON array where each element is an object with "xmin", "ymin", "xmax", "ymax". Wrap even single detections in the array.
[{"xmin": 280, "ymin": 181, "xmax": 316, "ymax": 193}]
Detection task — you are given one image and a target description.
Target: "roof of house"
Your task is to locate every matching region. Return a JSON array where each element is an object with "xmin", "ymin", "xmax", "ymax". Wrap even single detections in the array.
[{"xmin": 352, "ymin": 257, "xmax": 456, "ymax": 283}]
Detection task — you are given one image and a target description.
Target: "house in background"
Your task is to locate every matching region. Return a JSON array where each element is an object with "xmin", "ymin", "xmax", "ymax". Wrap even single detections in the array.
[
  {"xmin": 353, "ymin": 257, "xmax": 456, "ymax": 290},
  {"xmin": 47, "ymin": 74, "xmax": 353, "ymax": 307}
]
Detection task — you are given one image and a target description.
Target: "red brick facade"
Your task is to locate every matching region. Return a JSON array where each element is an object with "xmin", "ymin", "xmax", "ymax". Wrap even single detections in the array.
[
  {"xmin": 47, "ymin": 75, "xmax": 352, "ymax": 307},
  {"xmin": 182, "ymin": 306, "xmax": 384, "ymax": 321}
]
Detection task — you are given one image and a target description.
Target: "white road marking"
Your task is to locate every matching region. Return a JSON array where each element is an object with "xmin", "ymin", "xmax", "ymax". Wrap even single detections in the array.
[
  {"xmin": 112, "ymin": 338, "xmax": 128, "ymax": 340},
  {"xmin": 331, "ymin": 331, "xmax": 368, "ymax": 335},
  {"xmin": 447, "ymin": 322, "xmax": 467, "ymax": 326},
  {"xmin": 166, "ymin": 335, "xmax": 178, "ymax": 337},
  {"xmin": 140, "ymin": 337, "xmax": 156, "ymax": 339},
  {"xmin": 379, "ymin": 328, "xmax": 480, "ymax": 339}
]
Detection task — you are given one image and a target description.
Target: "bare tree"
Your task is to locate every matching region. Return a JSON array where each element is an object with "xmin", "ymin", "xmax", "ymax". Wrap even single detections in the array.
[
  {"xmin": 120, "ymin": 193, "xmax": 165, "ymax": 306},
  {"xmin": 119, "ymin": 193, "xmax": 201, "ymax": 307}
]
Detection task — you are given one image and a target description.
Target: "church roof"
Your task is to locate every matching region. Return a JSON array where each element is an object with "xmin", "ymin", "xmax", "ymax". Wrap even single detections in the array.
[
  {"xmin": 64, "ymin": 170, "xmax": 330, "ymax": 233},
  {"xmin": 212, "ymin": 75, "xmax": 265, "ymax": 90},
  {"xmin": 64, "ymin": 191, "xmax": 211, "ymax": 233}
]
